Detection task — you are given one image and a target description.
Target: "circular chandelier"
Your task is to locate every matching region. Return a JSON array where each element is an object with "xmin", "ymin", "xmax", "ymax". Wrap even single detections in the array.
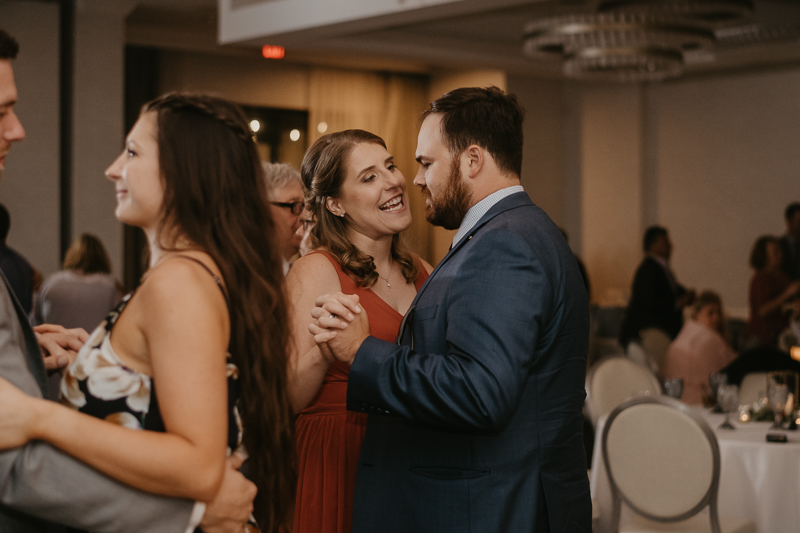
[{"xmin": 522, "ymin": 0, "xmax": 755, "ymax": 82}]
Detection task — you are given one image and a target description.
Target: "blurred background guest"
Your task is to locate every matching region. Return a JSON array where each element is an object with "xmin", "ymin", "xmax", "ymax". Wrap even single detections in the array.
[
  {"xmin": 263, "ymin": 162, "xmax": 304, "ymax": 273},
  {"xmin": 618, "ymin": 225, "xmax": 695, "ymax": 349},
  {"xmin": 34, "ymin": 233, "xmax": 121, "ymax": 331},
  {"xmin": 662, "ymin": 290, "xmax": 736, "ymax": 404},
  {"xmin": 780, "ymin": 201, "xmax": 800, "ymax": 280},
  {"xmin": 297, "ymin": 207, "xmax": 314, "ymax": 258},
  {"xmin": 0, "ymin": 203, "xmax": 39, "ymax": 315},
  {"xmin": 560, "ymin": 227, "xmax": 590, "ymax": 301},
  {"xmin": 747, "ymin": 235, "xmax": 800, "ymax": 347}
]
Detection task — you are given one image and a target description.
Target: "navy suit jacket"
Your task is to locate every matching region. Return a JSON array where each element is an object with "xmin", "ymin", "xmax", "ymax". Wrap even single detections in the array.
[{"xmin": 346, "ymin": 192, "xmax": 591, "ymax": 533}]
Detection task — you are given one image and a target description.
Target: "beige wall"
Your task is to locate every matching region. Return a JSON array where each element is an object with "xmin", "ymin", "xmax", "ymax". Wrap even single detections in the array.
[
  {"xmin": 517, "ymin": 67, "xmax": 800, "ymax": 314},
  {"xmin": 581, "ymin": 84, "xmax": 645, "ymax": 307},
  {"xmin": 159, "ymin": 51, "xmax": 311, "ymax": 110},
  {"xmin": 0, "ymin": 1, "xmax": 61, "ymax": 276},
  {"xmin": 71, "ymin": 1, "xmax": 132, "ymax": 281},
  {"xmin": 650, "ymin": 68, "xmax": 800, "ymax": 315},
  {"xmin": 1, "ymin": 1, "xmax": 131, "ymax": 281}
]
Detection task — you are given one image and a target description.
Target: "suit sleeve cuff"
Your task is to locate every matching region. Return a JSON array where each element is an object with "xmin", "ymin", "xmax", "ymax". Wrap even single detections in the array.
[{"xmin": 184, "ymin": 501, "xmax": 205, "ymax": 533}]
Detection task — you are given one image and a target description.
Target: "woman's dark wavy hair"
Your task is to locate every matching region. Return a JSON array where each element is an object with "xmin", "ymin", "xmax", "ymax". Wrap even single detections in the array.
[
  {"xmin": 63, "ymin": 233, "xmax": 112, "ymax": 274},
  {"xmin": 143, "ymin": 93, "xmax": 295, "ymax": 532},
  {"xmin": 301, "ymin": 129, "xmax": 418, "ymax": 287},
  {"xmin": 749, "ymin": 235, "xmax": 779, "ymax": 270}
]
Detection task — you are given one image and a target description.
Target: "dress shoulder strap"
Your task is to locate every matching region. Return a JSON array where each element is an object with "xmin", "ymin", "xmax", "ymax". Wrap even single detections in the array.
[{"xmin": 170, "ymin": 254, "xmax": 230, "ymax": 306}]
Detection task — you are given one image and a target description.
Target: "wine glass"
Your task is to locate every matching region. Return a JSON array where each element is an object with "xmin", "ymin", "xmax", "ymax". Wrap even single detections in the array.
[
  {"xmin": 663, "ymin": 378, "xmax": 684, "ymax": 400},
  {"xmin": 709, "ymin": 373, "xmax": 727, "ymax": 410},
  {"xmin": 769, "ymin": 383, "xmax": 789, "ymax": 429},
  {"xmin": 717, "ymin": 384, "xmax": 739, "ymax": 430}
]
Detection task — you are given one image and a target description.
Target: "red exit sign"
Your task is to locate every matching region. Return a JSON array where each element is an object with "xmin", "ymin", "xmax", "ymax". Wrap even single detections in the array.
[{"xmin": 262, "ymin": 45, "xmax": 285, "ymax": 59}]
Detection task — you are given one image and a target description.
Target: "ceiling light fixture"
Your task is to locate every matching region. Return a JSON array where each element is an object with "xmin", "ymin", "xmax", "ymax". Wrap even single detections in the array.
[{"xmin": 522, "ymin": 0, "xmax": 755, "ymax": 82}]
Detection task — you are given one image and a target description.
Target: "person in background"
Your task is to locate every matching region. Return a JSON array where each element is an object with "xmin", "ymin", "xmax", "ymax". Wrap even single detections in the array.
[
  {"xmin": 263, "ymin": 161, "xmax": 304, "ymax": 273},
  {"xmin": 297, "ymin": 207, "xmax": 315, "ymax": 257},
  {"xmin": 0, "ymin": 202, "xmax": 38, "ymax": 314},
  {"xmin": 662, "ymin": 290, "xmax": 736, "ymax": 404},
  {"xmin": 0, "ymin": 29, "xmax": 255, "ymax": 533},
  {"xmin": 618, "ymin": 225, "xmax": 695, "ymax": 348},
  {"xmin": 780, "ymin": 201, "xmax": 800, "ymax": 280},
  {"xmin": 34, "ymin": 233, "xmax": 122, "ymax": 331},
  {"xmin": 748, "ymin": 235, "xmax": 800, "ymax": 347}
]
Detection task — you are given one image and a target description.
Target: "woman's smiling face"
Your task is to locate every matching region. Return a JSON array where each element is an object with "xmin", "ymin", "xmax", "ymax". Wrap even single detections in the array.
[
  {"xmin": 105, "ymin": 111, "xmax": 164, "ymax": 232},
  {"xmin": 329, "ymin": 142, "xmax": 412, "ymax": 241}
]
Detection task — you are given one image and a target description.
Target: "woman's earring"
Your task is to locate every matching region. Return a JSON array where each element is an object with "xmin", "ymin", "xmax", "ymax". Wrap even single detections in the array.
[{"xmin": 339, "ymin": 213, "xmax": 345, "ymax": 218}]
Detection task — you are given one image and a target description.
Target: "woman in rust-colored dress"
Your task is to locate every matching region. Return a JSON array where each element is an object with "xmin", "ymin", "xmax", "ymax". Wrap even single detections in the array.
[
  {"xmin": 286, "ymin": 130, "xmax": 431, "ymax": 533},
  {"xmin": 747, "ymin": 235, "xmax": 800, "ymax": 347}
]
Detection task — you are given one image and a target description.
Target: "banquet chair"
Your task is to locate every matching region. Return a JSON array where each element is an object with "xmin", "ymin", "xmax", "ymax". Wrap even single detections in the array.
[
  {"xmin": 738, "ymin": 372, "xmax": 768, "ymax": 406},
  {"xmin": 585, "ymin": 356, "xmax": 661, "ymax": 425},
  {"xmin": 602, "ymin": 396, "xmax": 756, "ymax": 533},
  {"xmin": 626, "ymin": 327, "xmax": 672, "ymax": 375}
]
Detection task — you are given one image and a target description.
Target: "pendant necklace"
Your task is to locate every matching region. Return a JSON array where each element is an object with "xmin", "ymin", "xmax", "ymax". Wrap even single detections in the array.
[{"xmin": 378, "ymin": 263, "xmax": 392, "ymax": 288}]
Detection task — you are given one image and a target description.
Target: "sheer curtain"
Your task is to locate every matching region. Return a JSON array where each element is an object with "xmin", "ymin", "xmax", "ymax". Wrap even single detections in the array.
[{"xmin": 308, "ymin": 69, "xmax": 432, "ymax": 262}]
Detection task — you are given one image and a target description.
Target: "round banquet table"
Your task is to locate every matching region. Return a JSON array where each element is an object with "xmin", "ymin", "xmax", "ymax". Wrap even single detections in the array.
[{"xmin": 589, "ymin": 407, "xmax": 800, "ymax": 533}]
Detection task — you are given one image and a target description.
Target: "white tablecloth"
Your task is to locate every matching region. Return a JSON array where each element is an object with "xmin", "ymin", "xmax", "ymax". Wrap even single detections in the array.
[{"xmin": 590, "ymin": 409, "xmax": 800, "ymax": 533}]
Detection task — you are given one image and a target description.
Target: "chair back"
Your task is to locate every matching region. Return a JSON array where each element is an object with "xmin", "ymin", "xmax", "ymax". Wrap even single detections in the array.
[
  {"xmin": 602, "ymin": 396, "xmax": 721, "ymax": 532},
  {"xmin": 639, "ymin": 327, "xmax": 672, "ymax": 374},
  {"xmin": 739, "ymin": 372, "xmax": 768, "ymax": 406},
  {"xmin": 586, "ymin": 356, "xmax": 661, "ymax": 425}
]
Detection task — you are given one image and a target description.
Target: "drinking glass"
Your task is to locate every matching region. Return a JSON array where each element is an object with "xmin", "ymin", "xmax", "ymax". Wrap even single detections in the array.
[
  {"xmin": 769, "ymin": 383, "xmax": 789, "ymax": 429},
  {"xmin": 717, "ymin": 384, "xmax": 739, "ymax": 430},
  {"xmin": 709, "ymin": 373, "xmax": 728, "ymax": 410},
  {"xmin": 767, "ymin": 371, "xmax": 798, "ymax": 411},
  {"xmin": 663, "ymin": 378, "xmax": 684, "ymax": 400}
]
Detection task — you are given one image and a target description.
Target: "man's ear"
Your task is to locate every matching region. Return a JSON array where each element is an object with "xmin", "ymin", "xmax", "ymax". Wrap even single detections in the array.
[
  {"xmin": 325, "ymin": 197, "xmax": 345, "ymax": 218},
  {"xmin": 464, "ymin": 144, "xmax": 484, "ymax": 179}
]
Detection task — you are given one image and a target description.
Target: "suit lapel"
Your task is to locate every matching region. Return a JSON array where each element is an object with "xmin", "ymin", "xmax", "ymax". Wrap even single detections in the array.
[
  {"xmin": 409, "ymin": 192, "xmax": 532, "ymax": 306},
  {"xmin": 0, "ymin": 270, "xmax": 47, "ymax": 395}
]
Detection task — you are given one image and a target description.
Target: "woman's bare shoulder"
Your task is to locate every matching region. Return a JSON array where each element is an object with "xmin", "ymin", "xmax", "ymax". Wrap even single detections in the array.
[{"xmin": 286, "ymin": 253, "xmax": 341, "ymax": 296}]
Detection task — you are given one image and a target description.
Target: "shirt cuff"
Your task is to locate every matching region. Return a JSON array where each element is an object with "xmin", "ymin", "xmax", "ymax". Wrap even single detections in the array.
[{"xmin": 184, "ymin": 501, "xmax": 206, "ymax": 533}]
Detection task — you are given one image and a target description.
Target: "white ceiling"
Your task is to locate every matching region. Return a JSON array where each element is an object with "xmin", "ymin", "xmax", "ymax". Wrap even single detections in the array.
[{"xmin": 127, "ymin": 0, "xmax": 800, "ymax": 80}]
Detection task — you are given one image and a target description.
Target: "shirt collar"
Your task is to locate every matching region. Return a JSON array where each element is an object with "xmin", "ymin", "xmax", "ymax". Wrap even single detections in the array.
[
  {"xmin": 452, "ymin": 185, "xmax": 524, "ymax": 248},
  {"xmin": 647, "ymin": 252, "xmax": 670, "ymax": 270}
]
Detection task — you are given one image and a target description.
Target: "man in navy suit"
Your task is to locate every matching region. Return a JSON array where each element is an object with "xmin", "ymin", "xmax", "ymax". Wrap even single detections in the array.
[
  {"xmin": 618, "ymin": 226, "xmax": 695, "ymax": 348},
  {"xmin": 312, "ymin": 86, "xmax": 591, "ymax": 532}
]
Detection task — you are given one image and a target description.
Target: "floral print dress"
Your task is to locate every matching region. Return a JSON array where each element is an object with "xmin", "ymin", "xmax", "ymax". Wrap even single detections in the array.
[{"xmin": 61, "ymin": 284, "xmax": 242, "ymax": 454}]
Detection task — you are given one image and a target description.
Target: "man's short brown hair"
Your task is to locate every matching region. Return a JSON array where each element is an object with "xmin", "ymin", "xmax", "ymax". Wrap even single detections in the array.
[
  {"xmin": 423, "ymin": 86, "xmax": 525, "ymax": 178},
  {"xmin": 0, "ymin": 30, "xmax": 19, "ymax": 60}
]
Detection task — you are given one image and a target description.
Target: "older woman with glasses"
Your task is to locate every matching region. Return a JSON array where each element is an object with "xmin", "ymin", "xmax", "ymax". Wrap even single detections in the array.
[{"xmin": 263, "ymin": 162, "xmax": 305, "ymax": 273}]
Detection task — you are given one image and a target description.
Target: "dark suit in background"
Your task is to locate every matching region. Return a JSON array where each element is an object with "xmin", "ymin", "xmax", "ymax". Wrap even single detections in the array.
[
  {"xmin": 346, "ymin": 193, "xmax": 591, "ymax": 533},
  {"xmin": 779, "ymin": 235, "xmax": 800, "ymax": 280},
  {"xmin": 618, "ymin": 256, "xmax": 686, "ymax": 348}
]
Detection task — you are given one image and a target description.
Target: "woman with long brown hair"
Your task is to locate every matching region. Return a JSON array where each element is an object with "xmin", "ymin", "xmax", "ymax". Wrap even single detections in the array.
[
  {"xmin": 287, "ymin": 129, "xmax": 432, "ymax": 533},
  {"xmin": 0, "ymin": 93, "xmax": 295, "ymax": 531},
  {"xmin": 748, "ymin": 235, "xmax": 800, "ymax": 347}
]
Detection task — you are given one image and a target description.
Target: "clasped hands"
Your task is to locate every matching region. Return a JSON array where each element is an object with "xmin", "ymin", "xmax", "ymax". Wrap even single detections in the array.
[
  {"xmin": 34, "ymin": 324, "xmax": 88, "ymax": 373},
  {"xmin": 308, "ymin": 292, "xmax": 369, "ymax": 365}
]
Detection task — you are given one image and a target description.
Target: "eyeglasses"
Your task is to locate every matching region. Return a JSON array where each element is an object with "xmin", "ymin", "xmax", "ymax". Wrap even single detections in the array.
[{"xmin": 270, "ymin": 201, "xmax": 304, "ymax": 215}]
